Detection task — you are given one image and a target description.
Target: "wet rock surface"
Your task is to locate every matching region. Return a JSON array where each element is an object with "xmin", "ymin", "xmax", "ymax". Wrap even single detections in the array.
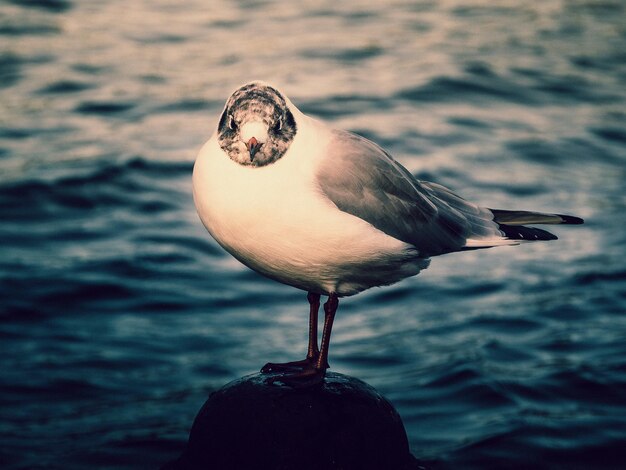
[{"xmin": 164, "ymin": 371, "xmax": 426, "ymax": 470}]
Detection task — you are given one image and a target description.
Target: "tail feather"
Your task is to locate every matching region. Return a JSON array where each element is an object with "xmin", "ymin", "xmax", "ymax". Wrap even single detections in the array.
[{"xmin": 489, "ymin": 209, "xmax": 584, "ymax": 242}]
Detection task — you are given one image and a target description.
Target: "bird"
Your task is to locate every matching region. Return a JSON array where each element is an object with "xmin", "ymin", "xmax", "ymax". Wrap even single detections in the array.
[{"xmin": 192, "ymin": 81, "xmax": 583, "ymax": 386}]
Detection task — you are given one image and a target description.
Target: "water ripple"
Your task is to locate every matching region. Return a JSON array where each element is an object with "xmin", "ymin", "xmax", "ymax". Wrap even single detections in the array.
[{"xmin": 1, "ymin": 1, "xmax": 624, "ymax": 469}]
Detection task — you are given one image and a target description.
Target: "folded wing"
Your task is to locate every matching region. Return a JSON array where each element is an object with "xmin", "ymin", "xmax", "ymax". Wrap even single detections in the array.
[{"xmin": 316, "ymin": 130, "xmax": 582, "ymax": 258}]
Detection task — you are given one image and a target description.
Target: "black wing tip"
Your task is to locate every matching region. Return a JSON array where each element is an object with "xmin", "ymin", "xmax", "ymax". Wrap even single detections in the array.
[
  {"xmin": 489, "ymin": 209, "xmax": 584, "ymax": 225},
  {"xmin": 498, "ymin": 224, "xmax": 558, "ymax": 241},
  {"xmin": 557, "ymin": 214, "xmax": 584, "ymax": 225}
]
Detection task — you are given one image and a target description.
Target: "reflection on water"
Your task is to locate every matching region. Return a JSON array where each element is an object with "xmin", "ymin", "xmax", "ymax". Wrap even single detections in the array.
[{"xmin": 1, "ymin": 1, "xmax": 625, "ymax": 469}]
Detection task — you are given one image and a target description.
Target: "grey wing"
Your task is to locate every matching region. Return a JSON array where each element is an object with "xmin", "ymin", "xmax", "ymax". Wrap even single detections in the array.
[{"xmin": 316, "ymin": 130, "xmax": 504, "ymax": 257}]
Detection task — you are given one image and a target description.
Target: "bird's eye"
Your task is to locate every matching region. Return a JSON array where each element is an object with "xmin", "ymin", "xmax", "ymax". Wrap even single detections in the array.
[
  {"xmin": 273, "ymin": 116, "xmax": 283, "ymax": 132},
  {"xmin": 228, "ymin": 115, "xmax": 238, "ymax": 131}
]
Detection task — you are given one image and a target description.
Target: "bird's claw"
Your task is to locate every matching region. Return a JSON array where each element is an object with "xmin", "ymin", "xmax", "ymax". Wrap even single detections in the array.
[
  {"xmin": 261, "ymin": 356, "xmax": 328, "ymax": 373},
  {"xmin": 261, "ymin": 358, "xmax": 315, "ymax": 373}
]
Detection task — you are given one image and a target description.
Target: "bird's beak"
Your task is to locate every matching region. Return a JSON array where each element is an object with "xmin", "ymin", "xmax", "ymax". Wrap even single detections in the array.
[{"xmin": 246, "ymin": 137, "xmax": 262, "ymax": 161}]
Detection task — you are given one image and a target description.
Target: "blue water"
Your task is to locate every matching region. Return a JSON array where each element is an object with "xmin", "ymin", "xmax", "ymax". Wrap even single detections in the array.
[{"xmin": 2, "ymin": 1, "xmax": 626, "ymax": 469}]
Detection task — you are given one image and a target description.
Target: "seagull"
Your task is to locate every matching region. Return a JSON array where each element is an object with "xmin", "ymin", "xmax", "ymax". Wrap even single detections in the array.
[{"xmin": 192, "ymin": 81, "xmax": 583, "ymax": 386}]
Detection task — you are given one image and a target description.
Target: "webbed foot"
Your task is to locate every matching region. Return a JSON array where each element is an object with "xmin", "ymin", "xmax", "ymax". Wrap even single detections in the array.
[
  {"xmin": 264, "ymin": 366, "xmax": 326, "ymax": 388},
  {"xmin": 261, "ymin": 358, "xmax": 316, "ymax": 373}
]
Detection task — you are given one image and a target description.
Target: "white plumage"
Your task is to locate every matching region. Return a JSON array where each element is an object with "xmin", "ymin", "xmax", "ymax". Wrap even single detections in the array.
[{"xmin": 193, "ymin": 109, "xmax": 424, "ymax": 296}]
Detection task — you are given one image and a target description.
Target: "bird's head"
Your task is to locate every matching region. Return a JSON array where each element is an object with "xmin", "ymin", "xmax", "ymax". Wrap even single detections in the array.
[{"xmin": 217, "ymin": 81, "xmax": 297, "ymax": 167}]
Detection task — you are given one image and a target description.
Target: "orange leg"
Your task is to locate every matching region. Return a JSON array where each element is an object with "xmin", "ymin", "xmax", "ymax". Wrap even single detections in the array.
[
  {"xmin": 263, "ymin": 293, "xmax": 339, "ymax": 387},
  {"xmin": 261, "ymin": 292, "xmax": 321, "ymax": 373}
]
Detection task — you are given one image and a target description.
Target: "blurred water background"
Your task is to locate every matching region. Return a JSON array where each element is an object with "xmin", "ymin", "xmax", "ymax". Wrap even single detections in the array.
[{"xmin": 1, "ymin": 0, "xmax": 625, "ymax": 469}]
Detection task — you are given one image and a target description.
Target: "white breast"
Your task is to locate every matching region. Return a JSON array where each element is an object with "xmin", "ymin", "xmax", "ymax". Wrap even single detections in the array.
[{"xmin": 192, "ymin": 119, "xmax": 424, "ymax": 296}]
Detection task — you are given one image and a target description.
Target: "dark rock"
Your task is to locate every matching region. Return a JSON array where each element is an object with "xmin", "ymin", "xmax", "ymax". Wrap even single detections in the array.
[{"xmin": 164, "ymin": 371, "xmax": 425, "ymax": 470}]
